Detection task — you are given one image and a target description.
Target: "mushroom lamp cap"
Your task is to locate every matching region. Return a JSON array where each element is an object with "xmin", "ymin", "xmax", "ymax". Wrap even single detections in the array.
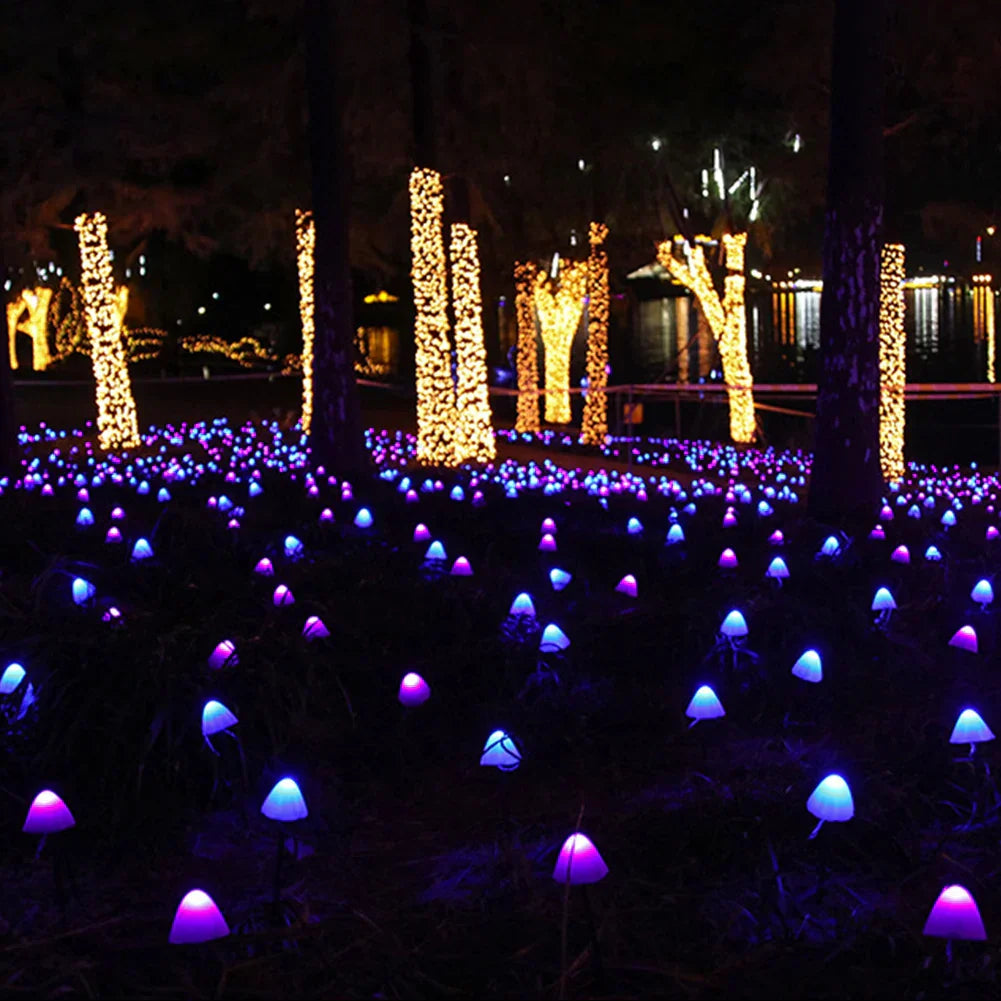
[
  {"xmin": 950, "ymin": 708, "xmax": 995, "ymax": 745},
  {"xmin": 261, "ymin": 777, "xmax": 308, "ymax": 822},
  {"xmin": 807, "ymin": 774, "xmax": 854, "ymax": 823},
  {"xmin": 720, "ymin": 610, "xmax": 748, "ymax": 638},
  {"xmin": 552, "ymin": 832, "xmax": 609, "ymax": 884},
  {"xmin": 23, "ymin": 790, "xmax": 75, "ymax": 834},
  {"xmin": 202, "ymin": 699, "xmax": 238, "ymax": 737},
  {"xmin": 480, "ymin": 729, "xmax": 522, "ymax": 771},
  {"xmin": 923, "ymin": 884, "xmax": 987, "ymax": 941},
  {"xmin": 168, "ymin": 889, "xmax": 230, "ymax": 944},
  {"xmin": 686, "ymin": 684, "xmax": 725, "ymax": 721}
]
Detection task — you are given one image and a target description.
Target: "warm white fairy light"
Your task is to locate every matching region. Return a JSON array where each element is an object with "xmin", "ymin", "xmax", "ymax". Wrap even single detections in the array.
[
  {"xmin": 6, "ymin": 287, "xmax": 52, "ymax": 370},
  {"xmin": 879, "ymin": 243, "xmax": 906, "ymax": 482},
  {"xmin": 657, "ymin": 233, "xmax": 756, "ymax": 442},
  {"xmin": 719, "ymin": 234, "xmax": 755, "ymax": 443},
  {"xmin": 534, "ymin": 261, "xmax": 587, "ymax": 424},
  {"xmin": 295, "ymin": 209, "xmax": 315, "ymax": 433},
  {"xmin": 514, "ymin": 261, "xmax": 540, "ymax": 432},
  {"xmin": 449, "ymin": 222, "xmax": 496, "ymax": 463},
  {"xmin": 409, "ymin": 167, "xmax": 457, "ymax": 465},
  {"xmin": 74, "ymin": 213, "xmax": 139, "ymax": 450},
  {"xmin": 581, "ymin": 222, "xmax": 610, "ymax": 445}
]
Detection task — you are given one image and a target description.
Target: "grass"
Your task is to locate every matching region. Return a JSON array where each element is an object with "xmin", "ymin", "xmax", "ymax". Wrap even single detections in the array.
[{"xmin": 1, "ymin": 422, "xmax": 1001, "ymax": 998}]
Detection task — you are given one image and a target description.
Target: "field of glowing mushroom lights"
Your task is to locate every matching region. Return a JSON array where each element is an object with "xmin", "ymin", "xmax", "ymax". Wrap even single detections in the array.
[{"xmin": 6, "ymin": 419, "xmax": 1001, "ymax": 997}]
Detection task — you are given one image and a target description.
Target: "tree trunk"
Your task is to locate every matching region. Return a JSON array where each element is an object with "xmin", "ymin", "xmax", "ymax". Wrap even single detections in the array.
[
  {"xmin": 0, "ymin": 299, "xmax": 16, "ymax": 477},
  {"xmin": 809, "ymin": 0, "xmax": 888, "ymax": 523},
  {"xmin": 304, "ymin": 0, "xmax": 367, "ymax": 476},
  {"xmin": 407, "ymin": 0, "xmax": 437, "ymax": 170}
]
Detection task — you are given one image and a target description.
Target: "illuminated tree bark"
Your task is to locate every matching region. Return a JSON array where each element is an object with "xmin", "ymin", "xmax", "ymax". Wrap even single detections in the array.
[
  {"xmin": 534, "ymin": 263, "xmax": 587, "ymax": 424},
  {"xmin": 581, "ymin": 222, "xmax": 610, "ymax": 445},
  {"xmin": 304, "ymin": 0, "xmax": 367, "ymax": 475},
  {"xmin": 0, "ymin": 237, "xmax": 16, "ymax": 476},
  {"xmin": 656, "ymin": 234, "xmax": 756, "ymax": 443},
  {"xmin": 294, "ymin": 210, "xmax": 315, "ymax": 433},
  {"xmin": 75, "ymin": 213, "xmax": 140, "ymax": 451},
  {"xmin": 514, "ymin": 262, "xmax": 540, "ymax": 432},
  {"xmin": 809, "ymin": 0, "xmax": 887, "ymax": 520},
  {"xmin": 450, "ymin": 223, "xmax": 496, "ymax": 463},
  {"xmin": 878, "ymin": 243, "xmax": 905, "ymax": 482}
]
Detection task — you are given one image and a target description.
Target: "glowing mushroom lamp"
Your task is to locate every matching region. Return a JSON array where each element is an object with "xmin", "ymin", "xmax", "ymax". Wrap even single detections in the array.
[
  {"xmin": 552, "ymin": 832, "xmax": 608, "ymax": 884},
  {"xmin": 201, "ymin": 699, "xmax": 240, "ymax": 764},
  {"xmin": 398, "ymin": 672, "xmax": 431, "ymax": 707},
  {"xmin": 0, "ymin": 663, "xmax": 26, "ymax": 696},
  {"xmin": 923, "ymin": 884, "xmax": 987, "ymax": 945},
  {"xmin": 261, "ymin": 777, "xmax": 308, "ymax": 915},
  {"xmin": 765, "ymin": 557, "xmax": 789, "ymax": 585},
  {"xmin": 791, "ymin": 649, "xmax": 823, "ymax": 684},
  {"xmin": 685, "ymin": 685, "xmax": 725, "ymax": 727},
  {"xmin": 508, "ymin": 593, "xmax": 536, "ymax": 619},
  {"xmin": 540, "ymin": 623, "xmax": 571, "ymax": 653},
  {"xmin": 971, "ymin": 579, "xmax": 994, "ymax": 609},
  {"xmin": 23, "ymin": 790, "xmax": 75, "ymax": 836},
  {"xmin": 949, "ymin": 708, "xmax": 995, "ymax": 757},
  {"xmin": 169, "ymin": 889, "xmax": 230, "ymax": 945},
  {"xmin": 806, "ymin": 774, "xmax": 854, "ymax": 839},
  {"xmin": 480, "ymin": 730, "xmax": 522, "ymax": 771},
  {"xmin": 949, "ymin": 625, "xmax": 978, "ymax": 654}
]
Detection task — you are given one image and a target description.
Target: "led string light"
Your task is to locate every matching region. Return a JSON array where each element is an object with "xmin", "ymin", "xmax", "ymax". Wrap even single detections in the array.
[
  {"xmin": 878, "ymin": 243, "xmax": 906, "ymax": 483},
  {"xmin": 74, "ymin": 213, "xmax": 139, "ymax": 451},
  {"xmin": 534, "ymin": 261, "xmax": 587, "ymax": 424},
  {"xmin": 449, "ymin": 222, "xmax": 496, "ymax": 463},
  {"xmin": 295, "ymin": 209, "xmax": 316, "ymax": 434},
  {"xmin": 514, "ymin": 261, "xmax": 540, "ymax": 432},
  {"xmin": 178, "ymin": 335, "xmax": 274, "ymax": 367},
  {"xmin": 409, "ymin": 167, "xmax": 458, "ymax": 466},
  {"xmin": 581, "ymin": 222, "xmax": 610, "ymax": 445},
  {"xmin": 656, "ymin": 233, "xmax": 756, "ymax": 442},
  {"xmin": 719, "ymin": 234, "xmax": 755, "ymax": 443},
  {"xmin": 6, "ymin": 287, "xmax": 53, "ymax": 370}
]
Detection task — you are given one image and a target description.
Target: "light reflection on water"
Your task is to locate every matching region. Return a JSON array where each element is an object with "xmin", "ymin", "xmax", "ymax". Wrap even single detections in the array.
[{"xmin": 631, "ymin": 287, "xmax": 999, "ymax": 385}]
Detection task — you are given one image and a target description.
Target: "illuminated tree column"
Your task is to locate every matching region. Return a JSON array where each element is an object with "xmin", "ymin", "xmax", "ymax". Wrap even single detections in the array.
[
  {"xmin": 449, "ymin": 223, "xmax": 496, "ymax": 463},
  {"xmin": 974, "ymin": 275, "xmax": 995, "ymax": 383},
  {"xmin": 534, "ymin": 262, "xmax": 586, "ymax": 424},
  {"xmin": 514, "ymin": 262, "xmax": 540, "ymax": 432},
  {"xmin": 74, "ymin": 213, "xmax": 139, "ymax": 451},
  {"xmin": 656, "ymin": 233, "xmax": 756, "ymax": 443},
  {"xmin": 409, "ymin": 167, "xmax": 457, "ymax": 465},
  {"xmin": 719, "ymin": 234, "xmax": 755, "ymax": 444},
  {"xmin": 878, "ymin": 243, "xmax": 906, "ymax": 482},
  {"xmin": 581, "ymin": 222, "xmax": 610, "ymax": 445},
  {"xmin": 295, "ymin": 209, "xmax": 316, "ymax": 433},
  {"xmin": 7, "ymin": 287, "xmax": 52, "ymax": 371}
]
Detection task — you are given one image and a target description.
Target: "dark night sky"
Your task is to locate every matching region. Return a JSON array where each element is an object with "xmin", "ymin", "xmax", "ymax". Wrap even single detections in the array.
[{"xmin": 2, "ymin": 0, "xmax": 1001, "ymax": 280}]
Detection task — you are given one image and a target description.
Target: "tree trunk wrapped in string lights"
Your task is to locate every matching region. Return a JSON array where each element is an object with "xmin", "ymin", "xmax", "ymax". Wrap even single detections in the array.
[
  {"xmin": 74, "ymin": 213, "xmax": 139, "ymax": 451},
  {"xmin": 973, "ymin": 274, "xmax": 994, "ymax": 383},
  {"xmin": 514, "ymin": 261, "xmax": 540, "ymax": 432},
  {"xmin": 581, "ymin": 222, "xmax": 610, "ymax": 445},
  {"xmin": 409, "ymin": 167, "xmax": 458, "ymax": 465},
  {"xmin": 449, "ymin": 223, "xmax": 496, "ymax": 463},
  {"xmin": 534, "ymin": 262, "xmax": 587, "ymax": 424},
  {"xmin": 878, "ymin": 243, "xmax": 905, "ymax": 482},
  {"xmin": 295, "ymin": 209, "xmax": 316, "ymax": 433},
  {"xmin": 7, "ymin": 288, "xmax": 53, "ymax": 371},
  {"xmin": 656, "ymin": 233, "xmax": 756, "ymax": 443}
]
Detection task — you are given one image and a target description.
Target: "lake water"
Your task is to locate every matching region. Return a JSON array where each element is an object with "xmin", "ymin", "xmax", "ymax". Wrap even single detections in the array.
[
  {"xmin": 630, "ymin": 284, "xmax": 999, "ymax": 385},
  {"xmin": 361, "ymin": 283, "xmax": 999, "ymax": 388}
]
